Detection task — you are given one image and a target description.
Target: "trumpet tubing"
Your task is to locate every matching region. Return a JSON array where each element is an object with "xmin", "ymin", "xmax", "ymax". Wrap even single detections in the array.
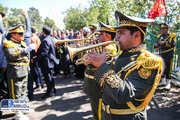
[
  {"xmin": 68, "ymin": 41, "xmax": 120, "ymax": 62},
  {"xmin": 54, "ymin": 38, "xmax": 94, "ymax": 45}
]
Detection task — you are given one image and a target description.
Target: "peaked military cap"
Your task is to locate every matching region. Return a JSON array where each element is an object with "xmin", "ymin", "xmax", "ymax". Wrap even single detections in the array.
[
  {"xmin": 98, "ymin": 21, "xmax": 116, "ymax": 33},
  {"xmin": 9, "ymin": 24, "xmax": 25, "ymax": 33},
  {"xmin": 114, "ymin": 10, "xmax": 154, "ymax": 35},
  {"xmin": 0, "ymin": 12, "xmax": 5, "ymax": 18},
  {"xmin": 89, "ymin": 24, "xmax": 98, "ymax": 30},
  {"xmin": 160, "ymin": 23, "xmax": 168, "ymax": 28}
]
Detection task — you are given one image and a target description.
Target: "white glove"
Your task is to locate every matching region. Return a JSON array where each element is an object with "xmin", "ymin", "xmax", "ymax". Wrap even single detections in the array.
[{"xmin": 25, "ymin": 43, "xmax": 36, "ymax": 53}]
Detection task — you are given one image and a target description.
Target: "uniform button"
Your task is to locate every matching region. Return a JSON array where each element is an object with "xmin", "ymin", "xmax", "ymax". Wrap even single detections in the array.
[{"xmin": 131, "ymin": 57, "xmax": 135, "ymax": 61}]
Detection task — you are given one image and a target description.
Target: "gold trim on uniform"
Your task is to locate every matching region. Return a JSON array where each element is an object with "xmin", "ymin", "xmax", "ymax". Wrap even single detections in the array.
[
  {"xmin": 101, "ymin": 69, "xmax": 120, "ymax": 88},
  {"xmin": 160, "ymin": 48, "xmax": 173, "ymax": 54},
  {"xmin": 128, "ymin": 45, "xmax": 146, "ymax": 53},
  {"xmin": 9, "ymin": 62, "xmax": 29, "ymax": 66},
  {"xmin": 3, "ymin": 40, "xmax": 17, "ymax": 49},
  {"xmin": 99, "ymin": 27, "xmax": 116, "ymax": 33},
  {"xmin": 12, "ymin": 50, "xmax": 21, "ymax": 57},
  {"xmin": 11, "ymin": 79, "xmax": 15, "ymax": 99},
  {"xmin": 11, "ymin": 38, "xmax": 20, "ymax": 43},
  {"xmin": 123, "ymin": 50, "xmax": 163, "ymax": 112},
  {"xmin": 161, "ymin": 24, "xmax": 168, "ymax": 28},
  {"xmin": 84, "ymin": 72, "xmax": 95, "ymax": 79},
  {"xmin": 9, "ymin": 26, "xmax": 25, "ymax": 33},
  {"xmin": 102, "ymin": 102, "xmax": 141, "ymax": 115},
  {"xmin": 119, "ymin": 20, "xmax": 147, "ymax": 28},
  {"xmin": 130, "ymin": 57, "xmax": 135, "ymax": 61},
  {"xmin": 98, "ymin": 99, "xmax": 102, "ymax": 120},
  {"xmin": 138, "ymin": 67, "xmax": 151, "ymax": 79}
]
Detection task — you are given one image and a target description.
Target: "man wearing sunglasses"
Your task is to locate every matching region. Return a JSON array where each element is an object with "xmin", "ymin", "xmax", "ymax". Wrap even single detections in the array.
[{"xmin": 3, "ymin": 24, "xmax": 36, "ymax": 120}]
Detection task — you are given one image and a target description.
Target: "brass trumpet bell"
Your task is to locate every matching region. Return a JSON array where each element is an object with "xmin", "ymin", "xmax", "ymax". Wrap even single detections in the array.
[{"xmin": 67, "ymin": 41, "xmax": 121, "ymax": 64}]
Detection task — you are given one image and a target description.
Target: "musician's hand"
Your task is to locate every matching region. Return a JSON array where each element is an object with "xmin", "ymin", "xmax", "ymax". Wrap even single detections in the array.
[
  {"xmin": 158, "ymin": 41, "xmax": 164, "ymax": 46},
  {"xmin": 85, "ymin": 49, "xmax": 106, "ymax": 68},
  {"xmin": 154, "ymin": 43, "xmax": 158, "ymax": 48}
]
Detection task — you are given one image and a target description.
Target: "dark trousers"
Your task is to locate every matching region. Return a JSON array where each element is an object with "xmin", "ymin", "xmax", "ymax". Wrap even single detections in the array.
[
  {"xmin": 28, "ymin": 62, "xmax": 43, "ymax": 97},
  {"xmin": 0, "ymin": 70, "xmax": 8, "ymax": 100},
  {"xmin": 89, "ymin": 97, "xmax": 102, "ymax": 120},
  {"xmin": 161, "ymin": 50, "xmax": 174, "ymax": 79},
  {"xmin": 42, "ymin": 68, "xmax": 55, "ymax": 95},
  {"xmin": 61, "ymin": 54, "xmax": 70, "ymax": 75}
]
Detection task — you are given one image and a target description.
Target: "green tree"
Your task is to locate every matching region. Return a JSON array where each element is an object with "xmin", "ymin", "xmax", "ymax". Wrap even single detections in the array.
[
  {"xmin": 44, "ymin": 17, "xmax": 58, "ymax": 30},
  {"xmin": 28, "ymin": 7, "xmax": 43, "ymax": 33},
  {"xmin": 6, "ymin": 8, "xmax": 24, "ymax": 27},
  {"xmin": 0, "ymin": 4, "xmax": 8, "ymax": 14},
  {"xmin": 64, "ymin": 7, "xmax": 87, "ymax": 30}
]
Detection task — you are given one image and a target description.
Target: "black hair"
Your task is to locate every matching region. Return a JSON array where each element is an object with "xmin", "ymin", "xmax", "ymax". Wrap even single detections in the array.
[
  {"xmin": 125, "ymin": 27, "xmax": 146, "ymax": 42},
  {"xmin": 42, "ymin": 26, "xmax": 51, "ymax": 35},
  {"xmin": 31, "ymin": 26, "xmax": 36, "ymax": 33}
]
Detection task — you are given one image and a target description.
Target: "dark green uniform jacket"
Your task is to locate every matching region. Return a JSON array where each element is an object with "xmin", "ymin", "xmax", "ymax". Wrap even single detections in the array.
[{"xmin": 94, "ymin": 45, "xmax": 163, "ymax": 120}]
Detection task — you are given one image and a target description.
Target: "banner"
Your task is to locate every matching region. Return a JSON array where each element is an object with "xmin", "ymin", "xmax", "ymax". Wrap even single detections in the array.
[{"xmin": 148, "ymin": 0, "xmax": 167, "ymax": 19}]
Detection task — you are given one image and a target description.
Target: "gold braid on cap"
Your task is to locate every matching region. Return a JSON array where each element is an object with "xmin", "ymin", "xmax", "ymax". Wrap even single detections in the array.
[
  {"xmin": 100, "ymin": 27, "xmax": 116, "ymax": 33},
  {"xmin": 119, "ymin": 20, "xmax": 147, "ymax": 35},
  {"xmin": 161, "ymin": 24, "xmax": 168, "ymax": 28},
  {"xmin": 9, "ymin": 26, "xmax": 25, "ymax": 33}
]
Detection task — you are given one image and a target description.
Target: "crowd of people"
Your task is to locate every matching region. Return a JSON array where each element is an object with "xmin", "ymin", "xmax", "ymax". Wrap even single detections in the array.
[{"xmin": 0, "ymin": 9, "xmax": 177, "ymax": 120}]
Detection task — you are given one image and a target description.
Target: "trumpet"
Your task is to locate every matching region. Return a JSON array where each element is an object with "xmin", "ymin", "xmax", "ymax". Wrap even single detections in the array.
[
  {"xmin": 87, "ymin": 31, "xmax": 100, "ymax": 38},
  {"xmin": 54, "ymin": 38, "xmax": 94, "ymax": 46},
  {"xmin": 67, "ymin": 41, "xmax": 121, "ymax": 65}
]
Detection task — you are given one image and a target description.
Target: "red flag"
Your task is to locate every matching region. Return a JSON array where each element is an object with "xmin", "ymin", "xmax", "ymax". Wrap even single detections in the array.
[{"xmin": 148, "ymin": 0, "xmax": 167, "ymax": 19}]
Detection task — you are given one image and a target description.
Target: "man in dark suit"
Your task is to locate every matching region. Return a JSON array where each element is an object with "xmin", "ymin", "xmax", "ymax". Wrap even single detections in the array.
[{"xmin": 32, "ymin": 26, "xmax": 59, "ymax": 99}]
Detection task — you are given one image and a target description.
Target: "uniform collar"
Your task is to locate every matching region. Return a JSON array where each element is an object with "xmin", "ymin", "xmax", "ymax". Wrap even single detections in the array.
[
  {"xmin": 11, "ymin": 38, "xmax": 21, "ymax": 43},
  {"xmin": 127, "ymin": 44, "xmax": 146, "ymax": 53},
  {"xmin": 120, "ymin": 44, "xmax": 146, "ymax": 57},
  {"xmin": 11, "ymin": 37, "xmax": 27, "ymax": 47}
]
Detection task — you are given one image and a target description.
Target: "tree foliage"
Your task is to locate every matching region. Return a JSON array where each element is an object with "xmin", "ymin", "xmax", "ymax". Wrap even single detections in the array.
[
  {"xmin": 44, "ymin": 17, "xmax": 58, "ymax": 30},
  {"xmin": 0, "ymin": 4, "xmax": 58, "ymax": 32},
  {"xmin": 64, "ymin": 7, "xmax": 87, "ymax": 30},
  {"xmin": 28, "ymin": 7, "xmax": 43, "ymax": 32},
  {"xmin": 0, "ymin": 0, "xmax": 180, "ymax": 32}
]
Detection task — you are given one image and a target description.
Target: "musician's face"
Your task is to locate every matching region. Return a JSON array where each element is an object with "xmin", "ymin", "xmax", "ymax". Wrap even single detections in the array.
[
  {"xmin": 161, "ymin": 27, "xmax": 168, "ymax": 34},
  {"xmin": 116, "ymin": 28, "xmax": 134, "ymax": 51},
  {"xmin": 99, "ymin": 31, "xmax": 111, "ymax": 42}
]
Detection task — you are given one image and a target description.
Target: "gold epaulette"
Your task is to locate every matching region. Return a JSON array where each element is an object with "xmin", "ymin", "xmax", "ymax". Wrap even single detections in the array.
[
  {"xmin": 169, "ymin": 33, "xmax": 176, "ymax": 42},
  {"xmin": 124, "ymin": 50, "xmax": 163, "ymax": 112},
  {"xmin": 21, "ymin": 41, "xmax": 27, "ymax": 47},
  {"xmin": 3, "ymin": 40, "xmax": 17, "ymax": 49},
  {"xmin": 157, "ymin": 34, "xmax": 162, "ymax": 38},
  {"xmin": 170, "ymin": 33, "xmax": 176, "ymax": 38},
  {"xmin": 124, "ymin": 50, "xmax": 163, "ymax": 80}
]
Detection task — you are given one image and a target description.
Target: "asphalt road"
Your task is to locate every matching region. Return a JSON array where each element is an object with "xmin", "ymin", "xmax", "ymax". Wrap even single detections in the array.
[{"xmin": 1, "ymin": 73, "xmax": 180, "ymax": 120}]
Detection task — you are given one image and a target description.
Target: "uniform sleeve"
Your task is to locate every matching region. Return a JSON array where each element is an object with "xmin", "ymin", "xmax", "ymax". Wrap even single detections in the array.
[
  {"xmin": 0, "ymin": 20, "xmax": 6, "ymax": 34},
  {"xmin": 0, "ymin": 21, "xmax": 9, "ymax": 44},
  {"xmin": 24, "ymin": 18, "xmax": 31, "ymax": 46},
  {"xmin": 165, "ymin": 33, "xmax": 176, "ymax": 47},
  {"xmin": 0, "ymin": 45, "xmax": 7, "ymax": 68},
  {"xmin": 94, "ymin": 63, "xmax": 156, "ymax": 104},
  {"xmin": 155, "ymin": 34, "xmax": 161, "ymax": 47},
  {"xmin": 3, "ymin": 46, "xmax": 27, "ymax": 61}
]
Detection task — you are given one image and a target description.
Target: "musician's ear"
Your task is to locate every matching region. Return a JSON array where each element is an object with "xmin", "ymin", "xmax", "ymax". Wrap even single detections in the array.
[{"xmin": 133, "ymin": 31, "xmax": 141, "ymax": 39}]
